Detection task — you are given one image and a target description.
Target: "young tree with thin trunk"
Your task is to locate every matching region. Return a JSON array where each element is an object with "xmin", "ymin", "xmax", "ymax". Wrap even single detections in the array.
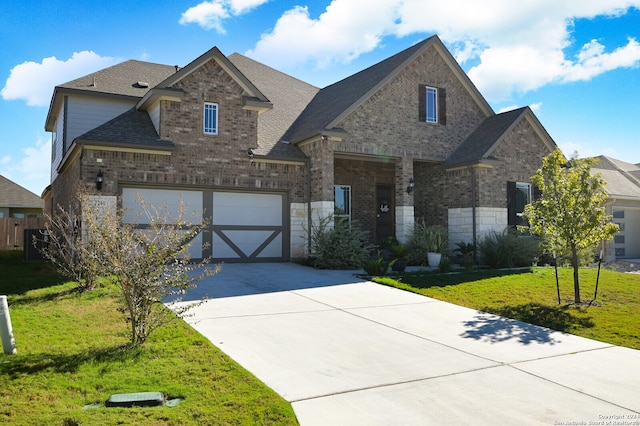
[
  {"xmin": 523, "ymin": 149, "xmax": 618, "ymax": 304},
  {"xmin": 43, "ymin": 190, "xmax": 218, "ymax": 346}
]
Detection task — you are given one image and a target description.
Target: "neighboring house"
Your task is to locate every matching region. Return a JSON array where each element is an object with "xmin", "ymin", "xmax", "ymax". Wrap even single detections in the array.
[
  {"xmin": 591, "ymin": 156, "xmax": 640, "ymax": 260},
  {"xmin": 42, "ymin": 35, "xmax": 557, "ymax": 263},
  {"xmin": 0, "ymin": 175, "xmax": 44, "ymax": 218}
]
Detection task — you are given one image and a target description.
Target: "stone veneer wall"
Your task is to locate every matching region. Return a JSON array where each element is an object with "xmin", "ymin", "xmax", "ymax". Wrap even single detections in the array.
[{"xmin": 448, "ymin": 207, "xmax": 507, "ymax": 250}]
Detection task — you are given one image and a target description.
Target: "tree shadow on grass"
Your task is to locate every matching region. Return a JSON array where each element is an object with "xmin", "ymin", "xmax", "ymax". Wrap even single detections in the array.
[
  {"xmin": 0, "ymin": 345, "xmax": 143, "ymax": 378},
  {"xmin": 461, "ymin": 303, "xmax": 595, "ymax": 345}
]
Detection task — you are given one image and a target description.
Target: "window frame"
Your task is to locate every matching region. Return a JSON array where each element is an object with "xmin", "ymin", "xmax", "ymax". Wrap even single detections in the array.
[
  {"xmin": 333, "ymin": 185, "xmax": 351, "ymax": 222},
  {"xmin": 425, "ymin": 86, "xmax": 438, "ymax": 124},
  {"xmin": 508, "ymin": 181, "xmax": 533, "ymax": 227},
  {"xmin": 203, "ymin": 102, "xmax": 218, "ymax": 135}
]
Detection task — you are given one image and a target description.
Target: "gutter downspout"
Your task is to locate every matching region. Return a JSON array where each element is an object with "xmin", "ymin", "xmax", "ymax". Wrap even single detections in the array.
[
  {"xmin": 305, "ymin": 157, "xmax": 312, "ymax": 256},
  {"xmin": 469, "ymin": 166, "xmax": 477, "ymax": 264}
]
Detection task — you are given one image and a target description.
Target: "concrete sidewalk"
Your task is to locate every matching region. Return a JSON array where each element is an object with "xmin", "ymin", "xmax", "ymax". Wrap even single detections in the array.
[{"xmin": 172, "ymin": 263, "xmax": 640, "ymax": 425}]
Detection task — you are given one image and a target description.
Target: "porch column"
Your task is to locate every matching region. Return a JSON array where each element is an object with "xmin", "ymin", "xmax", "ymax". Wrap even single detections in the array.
[
  {"xmin": 395, "ymin": 157, "xmax": 415, "ymax": 244},
  {"xmin": 299, "ymin": 138, "xmax": 335, "ymax": 231}
]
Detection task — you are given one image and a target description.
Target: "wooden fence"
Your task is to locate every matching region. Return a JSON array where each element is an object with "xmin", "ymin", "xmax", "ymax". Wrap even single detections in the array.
[{"xmin": 0, "ymin": 217, "xmax": 46, "ymax": 251}]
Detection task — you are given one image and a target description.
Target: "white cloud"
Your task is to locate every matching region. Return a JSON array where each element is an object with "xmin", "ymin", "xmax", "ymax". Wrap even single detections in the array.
[
  {"xmin": 0, "ymin": 136, "xmax": 51, "ymax": 195},
  {"xmin": 179, "ymin": 0, "xmax": 269, "ymax": 33},
  {"xmin": 246, "ymin": 0, "xmax": 640, "ymax": 100},
  {"xmin": 246, "ymin": 1, "xmax": 399, "ymax": 69},
  {"xmin": 1, "ymin": 51, "xmax": 118, "ymax": 107}
]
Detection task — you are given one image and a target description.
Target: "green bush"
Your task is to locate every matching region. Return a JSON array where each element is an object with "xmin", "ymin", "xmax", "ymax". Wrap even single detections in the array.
[
  {"xmin": 478, "ymin": 228, "xmax": 541, "ymax": 268},
  {"xmin": 308, "ymin": 216, "xmax": 373, "ymax": 269},
  {"xmin": 362, "ymin": 253, "xmax": 395, "ymax": 276},
  {"xmin": 406, "ymin": 220, "xmax": 448, "ymax": 265}
]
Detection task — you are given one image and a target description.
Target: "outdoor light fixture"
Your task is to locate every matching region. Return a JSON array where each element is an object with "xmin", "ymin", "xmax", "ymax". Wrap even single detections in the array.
[
  {"xmin": 96, "ymin": 170, "xmax": 104, "ymax": 191},
  {"xmin": 406, "ymin": 177, "xmax": 415, "ymax": 194}
]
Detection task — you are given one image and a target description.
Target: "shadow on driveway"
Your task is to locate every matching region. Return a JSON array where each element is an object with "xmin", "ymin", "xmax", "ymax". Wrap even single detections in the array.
[{"xmin": 175, "ymin": 262, "xmax": 365, "ymax": 302}]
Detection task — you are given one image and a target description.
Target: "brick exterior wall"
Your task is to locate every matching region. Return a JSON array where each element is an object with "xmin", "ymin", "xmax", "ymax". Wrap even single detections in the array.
[
  {"xmin": 53, "ymin": 57, "xmax": 309, "ymax": 214},
  {"xmin": 414, "ymin": 117, "xmax": 553, "ymax": 230},
  {"xmin": 335, "ymin": 45, "xmax": 488, "ymax": 163},
  {"xmin": 334, "ymin": 158, "xmax": 395, "ymax": 242}
]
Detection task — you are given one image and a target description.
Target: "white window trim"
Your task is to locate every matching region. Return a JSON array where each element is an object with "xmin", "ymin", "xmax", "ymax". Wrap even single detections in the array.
[
  {"xmin": 204, "ymin": 102, "xmax": 218, "ymax": 135},
  {"xmin": 425, "ymin": 86, "xmax": 438, "ymax": 124}
]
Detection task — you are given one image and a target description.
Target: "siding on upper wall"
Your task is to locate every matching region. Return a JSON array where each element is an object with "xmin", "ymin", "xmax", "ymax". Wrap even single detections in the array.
[
  {"xmin": 65, "ymin": 95, "xmax": 136, "ymax": 147},
  {"xmin": 51, "ymin": 107, "xmax": 65, "ymax": 181},
  {"xmin": 148, "ymin": 100, "xmax": 161, "ymax": 134}
]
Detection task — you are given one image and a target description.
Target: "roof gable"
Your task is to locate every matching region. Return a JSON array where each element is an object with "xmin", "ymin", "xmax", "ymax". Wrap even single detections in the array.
[
  {"xmin": 0, "ymin": 175, "xmax": 44, "ymax": 209},
  {"xmin": 444, "ymin": 107, "xmax": 556, "ymax": 168},
  {"xmin": 283, "ymin": 35, "xmax": 494, "ymax": 143},
  {"xmin": 141, "ymin": 46, "xmax": 271, "ymax": 110}
]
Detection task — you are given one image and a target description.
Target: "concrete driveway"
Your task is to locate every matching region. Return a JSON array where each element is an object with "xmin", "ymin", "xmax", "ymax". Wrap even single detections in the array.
[{"xmin": 171, "ymin": 263, "xmax": 640, "ymax": 425}]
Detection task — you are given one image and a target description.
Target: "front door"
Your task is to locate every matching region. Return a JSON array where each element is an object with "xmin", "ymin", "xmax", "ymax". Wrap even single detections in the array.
[{"xmin": 375, "ymin": 184, "xmax": 394, "ymax": 242}]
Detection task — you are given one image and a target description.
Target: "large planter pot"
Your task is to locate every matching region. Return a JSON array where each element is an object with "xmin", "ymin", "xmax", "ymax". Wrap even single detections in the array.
[{"xmin": 427, "ymin": 252, "xmax": 442, "ymax": 268}]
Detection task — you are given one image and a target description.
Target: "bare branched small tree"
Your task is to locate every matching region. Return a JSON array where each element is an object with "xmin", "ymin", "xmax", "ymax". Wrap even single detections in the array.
[{"xmin": 42, "ymin": 189, "xmax": 218, "ymax": 346}]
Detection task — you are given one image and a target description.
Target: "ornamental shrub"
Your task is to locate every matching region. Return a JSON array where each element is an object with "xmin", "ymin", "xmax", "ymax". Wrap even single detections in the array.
[{"xmin": 308, "ymin": 215, "xmax": 373, "ymax": 269}]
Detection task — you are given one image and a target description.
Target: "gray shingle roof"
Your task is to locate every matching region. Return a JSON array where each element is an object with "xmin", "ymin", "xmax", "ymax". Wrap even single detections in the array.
[
  {"xmin": 58, "ymin": 60, "xmax": 176, "ymax": 98},
  {"xmin": 283, "ymin": 37, "xmax": 436, "ymax": 143},
  {"xmin": 0, "ymin": 175, "xmax": 44, "ymax": 208},
  {"xmin": 228, "ymin": 53, "xmax": 319, "ymax": 159},
  {"xmin": 76, "ymin": 108, "xmax": 174, "ymax": 150},
  {"xmin": 443, "ymin": 107, "xmax": 529, "ymax": 167},
  {"xmin": 592, "ymin": 156, "xmax": 640, "ymax": 198}
]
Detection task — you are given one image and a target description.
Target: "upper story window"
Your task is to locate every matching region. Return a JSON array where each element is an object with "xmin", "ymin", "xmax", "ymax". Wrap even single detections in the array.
[
  {"xmin": 425, "ymin": 87, "xmax": 438, "ymax": 123},
  {"xmin": 204, "ymin": 102, "xmax": 218, "ymax": 135},
  {"xmin": 419, "ymin": 84, "xmax": 446, "ymax": 125}
]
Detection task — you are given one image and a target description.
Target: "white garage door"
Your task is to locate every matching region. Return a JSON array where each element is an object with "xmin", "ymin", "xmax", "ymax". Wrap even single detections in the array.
[{"xmin": 122, "ymin": 187, "xmax": 287, "ymax": 262}]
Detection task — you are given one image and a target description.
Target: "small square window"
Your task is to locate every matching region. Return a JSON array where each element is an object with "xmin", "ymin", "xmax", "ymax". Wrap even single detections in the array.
[
  {"xmin": 204, "ymin": 102, "xmax": 218, "ymax": 135},
  {"xmin": 615, "ymin": 235, "xmax": 625, "ymax": 244},
  {"xmin": 615, "ymin": 248, "xmax": 626, "ymax": 257},
  {"xmin": 613, "ymin": 210, "xmax": 625, "ymax": 219}
]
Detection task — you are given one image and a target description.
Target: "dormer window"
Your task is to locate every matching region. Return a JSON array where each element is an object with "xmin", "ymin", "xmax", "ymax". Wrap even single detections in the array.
[
  {"xmin": 204, "ymin": 102, "xmax": 218, "ymax": 135},
  {"xmin": 419, "ymin": 84, "xmax": 446, "ymax": 125}
]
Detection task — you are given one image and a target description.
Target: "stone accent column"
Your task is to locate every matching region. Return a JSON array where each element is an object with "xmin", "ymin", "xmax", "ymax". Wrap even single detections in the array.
[
  {"xmin": 299, "ymin": 138, "xmax": 336, "ymax": 252},
  {"xmin": 395, "ymin": 157, "xmax": 414, "ymax": 244}
]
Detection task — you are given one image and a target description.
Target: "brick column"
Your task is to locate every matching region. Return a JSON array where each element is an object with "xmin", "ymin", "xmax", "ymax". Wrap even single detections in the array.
[
  {"xmin": 395, "ymin": 157, "xmax": 414, "ymax": 244},
  {"xmin": 299, "ymin": 138, "xmax": 335, "ymax": 234}
]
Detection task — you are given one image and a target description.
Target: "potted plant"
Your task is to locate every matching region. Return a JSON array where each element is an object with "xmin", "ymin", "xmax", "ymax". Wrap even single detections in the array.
[
  {"xmin": 425, "ymin": 225, "xmax": 448, "ymax": 267},
  {"xmin": 389, "ymin": 244, "xmax": 409, "ymax": 273}
]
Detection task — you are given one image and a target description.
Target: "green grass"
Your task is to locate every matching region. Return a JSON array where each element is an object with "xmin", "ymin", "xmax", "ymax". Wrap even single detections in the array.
[
  {"xmin": 375, "ymin": 266, "xmax": 640, "ymax": 350},
  {"xmin": 0, "ymin": 251, "xmax": 298, "ymax": 425}
]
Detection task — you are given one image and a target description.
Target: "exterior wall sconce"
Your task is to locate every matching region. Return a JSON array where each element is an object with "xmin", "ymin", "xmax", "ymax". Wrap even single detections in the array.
[
  {"xmin": 406, "ymin": 177, "xmax": 415, "ymax": 194},
  {"xmin": 96, "ymin": 170, "xmax": 104, "ymax": 191}
]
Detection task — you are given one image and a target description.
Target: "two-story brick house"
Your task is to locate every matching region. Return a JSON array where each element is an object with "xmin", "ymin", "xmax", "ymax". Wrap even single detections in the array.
[{"xmin": 43, "ymin": 35, "xmax": 557, "ymax": 263}]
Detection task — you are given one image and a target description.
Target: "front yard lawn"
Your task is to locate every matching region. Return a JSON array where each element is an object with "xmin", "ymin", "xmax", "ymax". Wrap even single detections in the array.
[
  {"xmin": 0, "ymin": 251, "xmax": 297, "ymax": 425},
  {"xmin": 375, "ymin": 267, "xmax": 640, "ymax": 350}
]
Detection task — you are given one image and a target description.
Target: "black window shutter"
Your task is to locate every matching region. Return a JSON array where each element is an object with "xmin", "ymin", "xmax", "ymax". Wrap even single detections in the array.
[
  {"xmin": 418, "ymin": 84, "xmax": 426, "ymax": 122},
  {"xmin": 507, "ymin": 181, "xmax": 517, "ymax": 227},
  {"xmin": 533, "ymin": 185, "xmax": 542, "ymax": 201},
  {"xmin": 438, "ymin": 87, "xmax": 446, "ymax": 125}
]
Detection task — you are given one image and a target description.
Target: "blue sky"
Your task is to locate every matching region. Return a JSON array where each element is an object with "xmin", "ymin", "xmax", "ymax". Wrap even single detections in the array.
[{"xmin": 1, "ymin": 0, "xmax": 640, "ymax": 195}]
